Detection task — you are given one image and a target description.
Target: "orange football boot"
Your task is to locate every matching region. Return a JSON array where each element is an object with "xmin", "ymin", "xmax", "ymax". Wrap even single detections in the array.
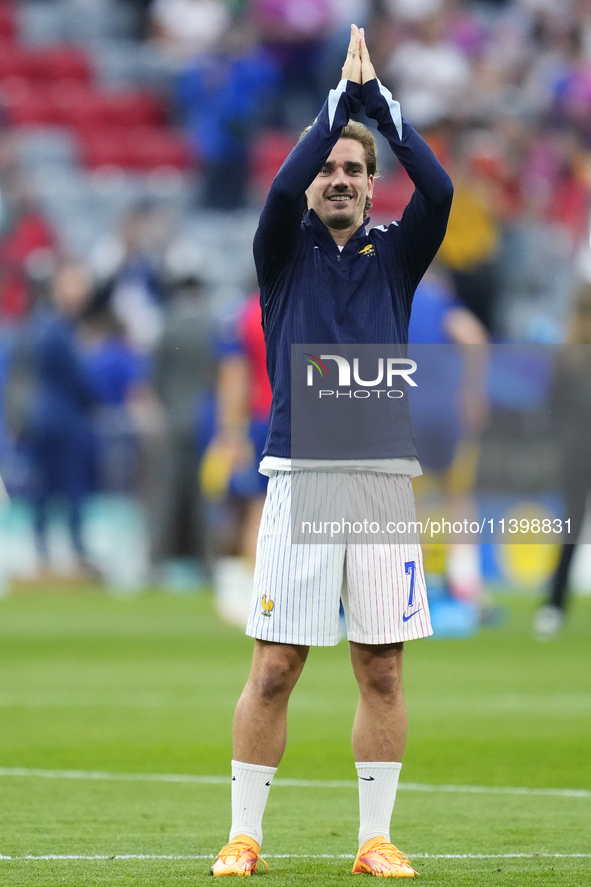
[
  {"xmin": 352, "ymin": 836, "xmax": 417, "ymax": 877},
  {"xmin": 210, "ymin": 833, "xmax": 268, "ymax": 877}
]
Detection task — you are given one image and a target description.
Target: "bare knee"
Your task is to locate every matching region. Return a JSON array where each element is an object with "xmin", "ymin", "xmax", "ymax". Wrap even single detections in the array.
[
  {"xmin": 351, "ymin": 643, "xmax": 404, "ymax": 700},
  {"xmin": 253, "ymin": 664, "xmax": 297, "ymax": 701},
  {"xmin": 363, "ymin": 664, "xmax": 403, "ymax": 699},
  {"xmin": 248, "ymin": 642, "xmax": 308, "ymax": 702}
]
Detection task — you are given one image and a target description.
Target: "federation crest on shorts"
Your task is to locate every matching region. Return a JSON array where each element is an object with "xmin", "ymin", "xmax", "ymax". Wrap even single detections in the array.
[{"xmin": 261, "ymin": 594, "xmax": 274, "ymax": 617}]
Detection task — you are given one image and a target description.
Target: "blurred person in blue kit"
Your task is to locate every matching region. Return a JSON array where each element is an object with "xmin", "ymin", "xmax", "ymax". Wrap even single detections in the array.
[
  {"xmin": 26, "ymin": 261, "xmax": 99, "ymax": 577},
  {"xmin": 534, "ymin": 282, "xmax": 591, "ymax": 638},
  {"xmin": 176, "ymin": 19, "xmax": 281, "ymax": 210},
  {"xmin": 80, "ymin": 306, "xmax": 147, "ymax": 495},
  {"xmin": 408, "ymin": 265, "xmax": 491, "ymax": 630}
]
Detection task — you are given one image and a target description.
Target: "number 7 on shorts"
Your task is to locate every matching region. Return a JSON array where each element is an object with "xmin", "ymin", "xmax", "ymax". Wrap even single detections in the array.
[{"xmin": 404, "ymin": 561, "xmax": 416, "ymax": 609}]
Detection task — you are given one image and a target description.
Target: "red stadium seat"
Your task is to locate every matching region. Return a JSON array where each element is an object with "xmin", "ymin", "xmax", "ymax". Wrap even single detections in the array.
[
  {"xmin": 79, "ymin": 127, "xmax": 191, "ymax": 171},
  {"xmin": 100, "ymin": 91, "xmax": 168, "ymax": 127},
  {"xmin": 130, "ymin": 128, "xmax": 191, "ymax": 170},
  {"xmin": 251, "ymin": 130, "xmax": 296, "ymax": 175},
  {"xmin": 47, "ymin": 84, "xmax": 169, "ymax": 133},
  {"xmin": 0, "ymin": 78, "xmax": 55, "ymax": 126},
  {"xmin": 250, "ymin": 129, "xmax": 297, "ymax": 195},
  {"xmin": 0, "ymin": 42, "xmax": 38, "ymax": 79},
  {"xmin": 0, "ymin": 2, "xmax": 16, "ymax": 42},
  {"xmin": 0, "ymin": 42, "xmax": 92, "ymax": 86},
  {"xmin": 31, "ymin": 44, "xmax": 92, "ymax": 84},
  {"xmin": 48, "ymin": 81, "xmax": 109, "ymax": 129},
  {"xmin": 78, "ymin": 128, "xmax": 135, "ymax": 169},
  {"xmin": 0, "ymin": 75, "xmax": 30, "ymax": 104},
  {"xmin": 0, "ymin": 24, "xmax": 183, "ymax": 173},
  {"xmin": 370, "ymin": 171, "xmax": 414, "ymax": 221}
]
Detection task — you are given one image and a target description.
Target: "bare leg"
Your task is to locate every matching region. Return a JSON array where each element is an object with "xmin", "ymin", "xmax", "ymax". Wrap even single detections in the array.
[
  {"xmin": 350, "ymin": 642, "xmax": 407, "ymax": 762},
  {"xmin": 233, "ymin": 639, "xmax": 309, "ymax": 766}
]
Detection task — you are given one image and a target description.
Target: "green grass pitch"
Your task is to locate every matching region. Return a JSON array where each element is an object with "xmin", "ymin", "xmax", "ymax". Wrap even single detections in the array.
[{"xmin": 0, "ymin": 587, "xmax": 590, "ymax": 886}]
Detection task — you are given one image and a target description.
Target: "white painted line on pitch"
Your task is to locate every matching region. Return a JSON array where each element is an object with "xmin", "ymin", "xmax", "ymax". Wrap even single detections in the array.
[
  {"xmin": 399, "ymin": 782, "xmax": 591, "ymax": 799},
  {"xmin": 0, "ymin": 767, "xmax": 224, "ymax": 786},
  {"xmin": 1, "ymin": 853, "xmax": 590, "ymax": 861},
  {"xmin": 0, "ymin": 766, "xmax": 589, "ymax": 799}
]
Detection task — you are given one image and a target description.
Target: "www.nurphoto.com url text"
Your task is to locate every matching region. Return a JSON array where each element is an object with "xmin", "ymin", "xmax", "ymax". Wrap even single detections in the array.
[{"xmin": 300, "ymin": 518, "xmax": 571, "ymax": 539}]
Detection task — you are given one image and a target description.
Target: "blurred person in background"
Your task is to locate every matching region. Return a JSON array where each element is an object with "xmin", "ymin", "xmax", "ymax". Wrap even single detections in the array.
[
  {"xmin": 0, "ymin": 171, "xmax": 56, "ymax": 323},
  {"xmin": 384, "ymin": 0, "xmax": 472, "ymax": 131},
  {"xmin": 25, "ymin": 261, "xmax": 99, "ymax": 579},
  {"xmin": 436, "ymin": 132, "xmax": 503, "ymax": 335},
  {"xmin": 247, "ymin": 0, "xmax": 338, "ymax": 130},
  {"xmin": 534, "ymin": 281, "xmax": 591, "ymax": 637},
  {"xmin": 147, "ymin": 0, "xmax": 231, "ymax": 64},
  {"xmin": 314, "ymin": 0, "xmax": 371, "ymax": 96},
  {"xmin": 148, "ymin": 257, "xmax": 216, "ymax": 588},
  {"xmin": 521, "ymin": 4, "xmax": 585, "ymax": 122},
  {"xmin": 80, "ymin": 306, "xmax": 147, "ymax": 496},
  {"xmin": 90, "ymin": 200, "xmax": 174, "ymax": 353},
  {"xmin": 409, "ymin": 265, "xmax": 491, "ymax": 634},
  {"xmin": 176, "ymin": 20, "xmax": 281, "ymax": 209},
  {"xmin": 204, "ymin": 290, "xmax": 271, "ymax": 626},
  {"xmin": 498, "ymin": 123, "xmax": 588, "ymax": 341}
]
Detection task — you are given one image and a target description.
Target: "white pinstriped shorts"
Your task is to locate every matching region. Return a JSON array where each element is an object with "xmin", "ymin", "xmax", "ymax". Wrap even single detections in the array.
[{"xmin": 246, "ymin": 471, "xmax": 432, "ymax": 646}]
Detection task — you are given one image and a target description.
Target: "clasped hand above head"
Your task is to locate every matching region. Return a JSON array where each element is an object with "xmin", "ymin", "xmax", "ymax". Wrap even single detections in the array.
[{"xmin": 341, "ymin": 23, "xmax": 376, "ymax": 85}]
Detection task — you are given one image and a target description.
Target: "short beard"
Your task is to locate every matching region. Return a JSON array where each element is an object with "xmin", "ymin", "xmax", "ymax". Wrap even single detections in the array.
[{"xmin": 324, "ymin": 209, "xmax": 357, "ymax": 230}]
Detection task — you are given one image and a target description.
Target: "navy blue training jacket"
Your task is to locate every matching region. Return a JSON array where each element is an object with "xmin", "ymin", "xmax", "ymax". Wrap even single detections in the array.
[{"xmin": 254, "ymin": 77, "xmax": 454, "ymax": 459}]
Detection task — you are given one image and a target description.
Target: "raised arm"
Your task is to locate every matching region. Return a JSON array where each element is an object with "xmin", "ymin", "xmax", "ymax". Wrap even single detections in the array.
[
  {"xmin": 254, "ymin": 26, "xmax": 363, "ymax": 290},
  {"xmin": 359, "ymin": 32, "xmax": 453, "ymax": 288}
]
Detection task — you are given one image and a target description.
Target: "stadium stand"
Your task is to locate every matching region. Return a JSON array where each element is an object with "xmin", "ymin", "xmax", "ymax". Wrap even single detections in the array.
[{"xmin": 0, "ymin": 0, "xmax": 590, "ymax": 603}]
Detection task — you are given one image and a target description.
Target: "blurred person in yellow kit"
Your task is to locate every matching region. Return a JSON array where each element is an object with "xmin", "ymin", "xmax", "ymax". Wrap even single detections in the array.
[{"xmin": 437, "ymin": 137, "xmax": 501, "ymax": 334}]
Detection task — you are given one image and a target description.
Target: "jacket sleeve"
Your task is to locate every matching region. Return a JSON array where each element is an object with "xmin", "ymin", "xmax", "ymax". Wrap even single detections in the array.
[
  {"xmin": 254, "ymin": 80, "xmax": 361, "ymax": 296},
  {"xmin": 361, "ymin": 78, "xmax": 454, "ymax": 290}
]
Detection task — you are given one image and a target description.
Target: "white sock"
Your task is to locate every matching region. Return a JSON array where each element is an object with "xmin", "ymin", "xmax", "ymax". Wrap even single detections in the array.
[
  {"xmin": 229, "ymin": 760, "xmax": 277, "ymax": 847},
  {"xmin": 356, "ymin": 761, "xmax": 402, "ymax": 847}
]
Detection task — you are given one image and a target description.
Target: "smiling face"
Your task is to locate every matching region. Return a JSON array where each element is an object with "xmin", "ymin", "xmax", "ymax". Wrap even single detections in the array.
[{"xmin": 305, "ymin": 138, "xmax": 374, "ymax": 236}]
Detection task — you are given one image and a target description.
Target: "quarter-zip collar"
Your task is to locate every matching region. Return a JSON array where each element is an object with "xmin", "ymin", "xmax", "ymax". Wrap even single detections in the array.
[{"xmin": 304, "ymin": 209, "xmax": 371, "ymax": 256}]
